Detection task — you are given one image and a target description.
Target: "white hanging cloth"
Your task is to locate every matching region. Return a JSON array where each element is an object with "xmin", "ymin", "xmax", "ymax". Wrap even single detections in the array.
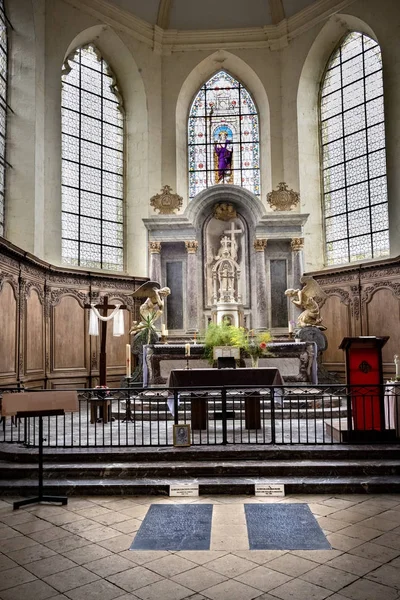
[
  {"xmin": 88, "ymin": 304, "xmax": 124, "ymax": 337},
  {"xmin": 113, "ymin": 307, "xmax": 124, "ymax": 336},
  {"xmin": 89, "ymin": 308, "xmax": 99, "ymax": 336}
]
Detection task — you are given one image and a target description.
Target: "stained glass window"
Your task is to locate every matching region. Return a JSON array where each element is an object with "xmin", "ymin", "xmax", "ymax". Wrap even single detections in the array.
[
  {"xmin": 61, "ymin": 45, "xmax": 124, "ymax": 271},
  {"xmin": 188, "ymin": 71, "xmax": 260, "ymax": 200},
  {"xmin": 0, "ymin": 0, "xmax": 8, "ymax": 237},
  {"xmin": 320, "ymin": 32, "xmax": 389, "ymax": 266}
]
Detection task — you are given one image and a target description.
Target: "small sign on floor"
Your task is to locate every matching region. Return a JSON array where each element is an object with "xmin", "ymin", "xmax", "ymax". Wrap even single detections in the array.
[
  {"xmin": 255, "ymin": 483, "xmax": 285, "ymax": 497},
  {"xmin": 170, "ymin": 483, "xmax": 199, "ymax": 497}
]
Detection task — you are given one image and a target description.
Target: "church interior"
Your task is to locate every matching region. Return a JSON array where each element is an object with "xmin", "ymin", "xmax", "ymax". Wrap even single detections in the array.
[{"xmin": 1, "ymin": 0, "xmax": 400, "ymax": 598}]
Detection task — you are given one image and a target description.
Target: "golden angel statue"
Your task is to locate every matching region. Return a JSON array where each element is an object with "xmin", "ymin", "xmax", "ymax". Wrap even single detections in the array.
[
  {"xmin": 129, "ymin": 281, "xmax": 171, "ymax": 336},
  {"xmin": 285, "ymin": 276, "xmax": 327, "ymax": 329}
]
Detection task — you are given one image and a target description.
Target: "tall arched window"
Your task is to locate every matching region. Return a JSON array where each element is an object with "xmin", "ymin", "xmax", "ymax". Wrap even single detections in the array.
[
  {"xmin": 0, "ymin": 0, "xmax": 8, "ymax": 237},
  {"xmin": 320, "ymin": 32, "xmax": 389, "ymax": 266},
  {"xmin": 61, "ymin": 45, "xmax": 124, "ymax": 271},
  {"xmin": 188, "ymin": 70, "xmax": 260, "ymax": 200}
]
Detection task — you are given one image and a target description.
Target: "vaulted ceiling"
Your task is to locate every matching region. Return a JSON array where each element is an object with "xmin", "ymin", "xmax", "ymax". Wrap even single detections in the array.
[{"xmin": 105, "ymin": 0, "xmax": 322, "ymax": 30}]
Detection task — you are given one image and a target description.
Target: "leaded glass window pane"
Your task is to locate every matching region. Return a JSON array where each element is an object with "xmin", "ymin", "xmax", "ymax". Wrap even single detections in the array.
[
  {"xmin": 320, "ymin": 32, "xmax": 389, "ymax": 266},
  {"xmin": 0, "ymin": 0, "xmax": 7, "ymax": 237},
  {"xmin": 61, "ymin": 45, "xmax": 124, "ymax": 271},
  {"xmin": 188, "ymin": 70, "xmax": 260, "ymax": 200}
]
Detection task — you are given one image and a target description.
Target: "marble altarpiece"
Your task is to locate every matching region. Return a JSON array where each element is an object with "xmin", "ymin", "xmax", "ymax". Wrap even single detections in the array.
[{"xmin": 143, "ymin": 185, "xmax": 308, "ymax": 336}]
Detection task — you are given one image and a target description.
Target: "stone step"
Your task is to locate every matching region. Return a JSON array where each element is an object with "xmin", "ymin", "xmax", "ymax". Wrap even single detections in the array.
[
  {"xmin": 2, "ymin": 442, "xmax": 400, "ymax": 463},
  {"xmin": 2, "ymin": 475, "xmax": 400, "ymax": 496},
  {"xmin": 1, "ymin": 459, "xmax": 399, "ymax": 480}
]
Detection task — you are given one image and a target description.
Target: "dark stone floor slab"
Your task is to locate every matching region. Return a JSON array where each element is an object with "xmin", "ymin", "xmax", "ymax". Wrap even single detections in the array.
[
  {"xmin": 130, "ymin": 503, "xmax": 213, "ymax": 551},
  {"xmin": 245, "ymin": 503, "xmax": 331, "ymax": 550}
]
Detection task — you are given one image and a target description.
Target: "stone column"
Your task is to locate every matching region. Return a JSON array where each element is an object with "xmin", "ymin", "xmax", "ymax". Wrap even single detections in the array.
[
  {"xmin": 185, "ymin": 240, "xmax": 199, "ymax": 332},
  {"xmin": 291, "ymin": 237, "xmax": 304, "ymax": 290},
  {"xmin": 149, "ymin": 241, "xmax": 162, "ymax": 282},
  {"xmin": 254, "ymin": 238, "xmax": 268, "ymax": 329},
  {"xmin": 290, "ymin": 237, "xmax": 305, "ymax": 325}
]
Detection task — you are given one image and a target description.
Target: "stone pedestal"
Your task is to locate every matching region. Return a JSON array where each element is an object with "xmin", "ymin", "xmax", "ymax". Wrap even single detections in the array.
[{"xmin": 296, "ymin": 326, "xmax": 337, "ymax": 383}]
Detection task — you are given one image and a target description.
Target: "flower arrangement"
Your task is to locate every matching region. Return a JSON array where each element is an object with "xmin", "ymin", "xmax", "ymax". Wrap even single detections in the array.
[
  {"xmin": 94, "ymin": 385, "xmax": 110, "ymax": 398},
  {"xmin": 203, "ymin": 322, "xmax": 273, "ymax": 366},
  {"xmin": 230, "ymin": 328, "xmax": 273, "ymax": 366}
]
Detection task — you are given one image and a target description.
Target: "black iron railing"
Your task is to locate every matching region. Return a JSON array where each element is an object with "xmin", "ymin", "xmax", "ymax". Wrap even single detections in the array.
[{"xmin": 0, "ymin": 384, "xmax": 399, "ymax": 447}]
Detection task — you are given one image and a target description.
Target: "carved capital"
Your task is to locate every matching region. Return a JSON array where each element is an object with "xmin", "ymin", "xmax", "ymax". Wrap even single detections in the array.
[
  {"xmin": 254, "ymin": 238, "xmax": 267, "ymax": 252},
  {"xmin": 267, "ymin": 182, "xmax": 300, "ymax": 211},
  {"xmin": 185, "ymin": 240, "xmax": 199, "ymax": 254},
  {"xmin": 149, "ymin": 241, "xmax": 162, "ymax": 254},
  {"xmin": 291, "ymin": 237, "xmax": 304, "ymax": 251},
  {"xmin": 150, "ymin": 185, "xmax": 183, "ymax": 215}
]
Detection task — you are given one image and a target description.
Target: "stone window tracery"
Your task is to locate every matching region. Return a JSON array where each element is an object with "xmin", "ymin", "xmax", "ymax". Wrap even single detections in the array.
[
  {"xmin": 320, "ymin": 32, "xmax": 389, "ymax": 266},
  {"xmin": 188, "ymin": 70, "xmax": 260, "ymax": 200},
  {"xmin": 61, "ymin": 44, "xmax": 124, "ymax": 271},
  {"xmin": 0, "ymin": 0, "xmax": 8, "ymax": 237}
]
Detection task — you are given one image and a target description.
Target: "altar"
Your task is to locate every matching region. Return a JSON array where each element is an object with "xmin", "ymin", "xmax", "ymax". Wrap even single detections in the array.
[{"xmin": 142, "ymin": 341, "xmax": 317, "ymax": 387}]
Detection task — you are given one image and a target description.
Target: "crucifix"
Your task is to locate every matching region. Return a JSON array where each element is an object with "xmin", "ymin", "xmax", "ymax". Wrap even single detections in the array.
[
  {"xmin": 84, "ymin": 296, "xmax": 128, "ymax": 386},
  {"xmin": 224, "ymin": 220, "xmax": 242, "ymax": 261}
]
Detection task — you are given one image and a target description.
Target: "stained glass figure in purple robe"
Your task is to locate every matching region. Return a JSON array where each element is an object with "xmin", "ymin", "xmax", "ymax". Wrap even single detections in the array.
[{"xmin": 215, "ymin": 132, "xmax": 233, "ymax": 182}]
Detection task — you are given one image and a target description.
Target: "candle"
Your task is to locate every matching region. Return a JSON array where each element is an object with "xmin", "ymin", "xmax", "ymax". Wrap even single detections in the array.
[
  {"xmin": 164, "ymin": 329, "xmax": 168, "ymax": 336},
  {"xmin": 126, "ymin": 344, "xmax": 131, "ymax": 378},
  {"xmin": 288, "ymin": 321, "xmax": 293, "ymax": 333},
  {"xmin": 185, "ymin": 343, "xmax": 191, "ymax": 356},
  {"xmin": 395, "ymin": 355, "xmax": 399, "ymax": 378},
  {"xmin": 161, "ymin": 324, "xmax": 166, "ymax": 335}
]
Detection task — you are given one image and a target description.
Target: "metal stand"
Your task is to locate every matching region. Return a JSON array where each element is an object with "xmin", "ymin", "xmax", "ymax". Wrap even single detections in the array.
[{"xmin": 13, "ymin": 410, "xmax": 68, "ymax": 510}]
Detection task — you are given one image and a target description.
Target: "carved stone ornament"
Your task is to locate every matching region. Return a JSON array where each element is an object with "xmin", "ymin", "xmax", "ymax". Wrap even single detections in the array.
[
  {"xmin": 213, "ymin": 202, "xmax": 237, "ymax": 221},
  {"xmin": 149, "ymin": 241, "xmax": 162, "ymax": 254},
  {"xmin": 150, "ymin": 185, "xmax": 183, "ymax": 215},
  {"xmin": 254, "ymin": 238, "xmax": 267, "ymax": 252},
  {"xmin": 185, "ymin": 241, "xmax": 199, "ymax": 254},
  {"xmin": 291, "ymin": 237, "xmax": 304, "ymax": 251},
  {"xmin": 267, "ymin": 182, "xmax": 300, "ymax": 211}
]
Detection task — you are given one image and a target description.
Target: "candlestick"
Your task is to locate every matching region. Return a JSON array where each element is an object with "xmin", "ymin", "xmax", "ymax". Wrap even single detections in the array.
[{"xmin": 126, "ymin": 344, "xmax": 131, "ymax": 378}]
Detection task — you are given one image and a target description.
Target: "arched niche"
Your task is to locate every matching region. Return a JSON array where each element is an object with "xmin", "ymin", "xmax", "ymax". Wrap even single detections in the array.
[
  {"xmin": 297, "ymin": 14, "xmax": 378, "ymax": 271},
  {"xmin": 176, "ymin": 51, "xmax": 271, "ymax": 206}
]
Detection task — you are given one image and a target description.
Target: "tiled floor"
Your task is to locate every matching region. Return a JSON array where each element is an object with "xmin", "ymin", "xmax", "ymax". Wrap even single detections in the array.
[{"xmin": 1, "ymin": 493, "xmax": 400, "ymax": 600}]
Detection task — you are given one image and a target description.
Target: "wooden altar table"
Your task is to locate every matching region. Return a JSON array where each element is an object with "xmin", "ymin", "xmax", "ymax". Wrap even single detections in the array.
[{"xmin": 168, "ymin": 367, "xmax": 283, "ymax": 430}]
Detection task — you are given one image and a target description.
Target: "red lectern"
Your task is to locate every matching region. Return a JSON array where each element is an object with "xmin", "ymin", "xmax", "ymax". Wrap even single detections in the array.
[{"xmin": 339, "ymin": 336, "xmax": 389, "ymax": 441}]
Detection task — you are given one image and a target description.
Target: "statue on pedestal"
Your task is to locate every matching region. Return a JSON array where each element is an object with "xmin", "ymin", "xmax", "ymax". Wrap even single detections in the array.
[
  {"xmin": 285, "ymin": 275, "xmax": 327, "ymax": 330},
  {"xmin": 129, "ymin": 282, "xmax": 171, "ymax": 337}
]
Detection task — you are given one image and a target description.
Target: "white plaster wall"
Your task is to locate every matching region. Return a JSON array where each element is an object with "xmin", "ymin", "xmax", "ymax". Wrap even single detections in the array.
[{"xmin": 3, "ymin": 0, "xmax": 400, "ymax": 278}]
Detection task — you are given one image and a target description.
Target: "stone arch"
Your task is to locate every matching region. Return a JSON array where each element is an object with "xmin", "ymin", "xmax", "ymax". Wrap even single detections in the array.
[
  {"xmin": 297, "ymin": 15, "xmax": 379, "ymax": 271},
  {"xmin": 176, "ymin": 51, "xmax": 271, "ymax": 206},
  {"xmin": 184, "ymin": 184, "xmax": 264, "ymax": 230}
]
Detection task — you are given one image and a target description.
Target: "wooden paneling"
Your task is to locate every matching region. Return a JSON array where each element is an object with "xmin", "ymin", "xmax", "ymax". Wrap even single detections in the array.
[
  {"xmin": 364, "ymin": 288, "xmax": 400, "ymax": 363},
  {"xmin": 0, "ymin": 238, "xmax": 147, "ymax": 388},
  {"xmin": 320, "ymin": 295, "xmax": 352, "ymax": 365},
  {"xmin": 52, "ymin": 296, "xmax": 87, "ymax": 372},
  {"xmin": 25, "ymin": 288, "xmax": 45, "ymax": 374},
  {"xmin": 0, "ymin": 281, "xmax": 17, "ymax": 377}
]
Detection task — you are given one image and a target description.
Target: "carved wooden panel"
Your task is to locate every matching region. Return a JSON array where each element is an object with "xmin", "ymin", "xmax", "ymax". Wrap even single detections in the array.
[
  {"xmin": 52, "ymin": 295, "xmax": 88, "ymax": 372},
  {"xmin": 0, "ymin": 281, "xmax": 18, "ymax": 377},
  {"xmin": 25, "ymin": 288, "xmax": 45, "ymax": 375},
  {"xmin": 105, "ymin": 310, "xmax": 130, "ymax": 368},
  {"xmin": 364, "ymin": 288, "xmax": 400, "ymax": 363},
  {"xmin": 320, "ymin": 295, "xmax": 352, "ymax": 365}
]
